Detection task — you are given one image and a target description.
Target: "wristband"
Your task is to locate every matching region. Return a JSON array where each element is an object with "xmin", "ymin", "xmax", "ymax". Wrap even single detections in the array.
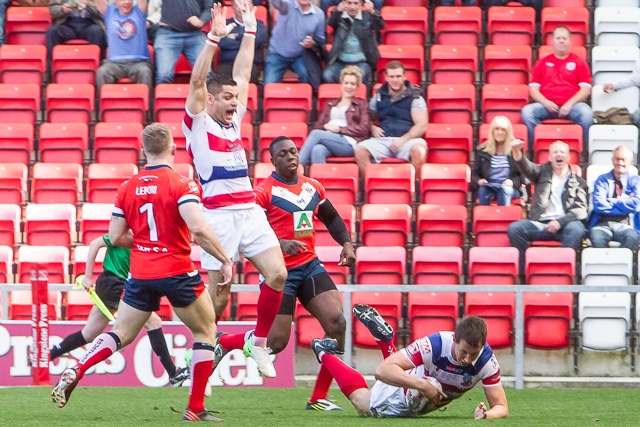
[
  {"xmin": 244, "ymin": 30, "xmax": 256, "ymax": 38},
  {"xmin": 206, "ymin": 32, "xmax": 220, "ymax": 47}
]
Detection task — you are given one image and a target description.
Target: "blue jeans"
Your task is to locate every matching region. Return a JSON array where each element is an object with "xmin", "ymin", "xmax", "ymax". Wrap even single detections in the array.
[
  {"xmin": 590, "ymin": 221, "xmax": 640, "ymax": 250},
  {"xmin": 440, "ymin": 0, "xmax": 476, "ymax": 4},
  {"xmin": 264, "ymin": 51, "xmax": 309, "ymax": 84},
  {"xmin": 477, "ymin": 184, "xmax": 521, "ymax": 206},
  {"xmin": 508, "ymin": 219, "xmax": 585, "ymax": 267},
  {"xmin": 321, "ymin": 0, "xmax": 384, "ymax": 13},
  {"xmin": 154, "ymin": 27, "xmax": 206, "ymax": 84},
  {"xmin": 521, "ymin": 102, "xmax": 593, "ymax": 150},
  {"xmin": 322, "ymin": 61, "xmax": 371, "ymax": 84},
  {"xmin": 299, "ymin": 130, "xmax": 355, "ymax": 165}
]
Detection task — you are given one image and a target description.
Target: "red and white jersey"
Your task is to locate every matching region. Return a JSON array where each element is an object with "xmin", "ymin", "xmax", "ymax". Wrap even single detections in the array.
[
  {"xmin": 183, "ymin": 103, "xmax": 255, "ymax": 210},
  {"xmin": 255, "ymin": 173, "xmax": 326, "ymax": 269},
  {"xmin": 113, "ymin": 165, "xmax": 200, "ymax": 280},
  {"xmin": 530, "ymin": 53, "xmax": 592, "ymax": 105},
  {"xmin": 369, "ymin": 332, "xmax": 502, "ymax": 418}
]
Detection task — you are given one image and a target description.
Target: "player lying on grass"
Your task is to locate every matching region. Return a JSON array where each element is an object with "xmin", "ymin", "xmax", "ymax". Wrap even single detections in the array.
[{"xmin": 311, "ymin": 305, "xmax": 509, "ymax": 419}]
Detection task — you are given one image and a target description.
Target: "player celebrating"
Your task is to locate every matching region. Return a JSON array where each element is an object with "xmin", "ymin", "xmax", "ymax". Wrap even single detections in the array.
[
  {"xmin": 312, "ymin": 305, "xmax": 509, "ymax": 419},
  {"xmin": 182, "ymin": 1, "xmax": 287, "ymax": 378},
  {"xmin": 51, "ymin": 124, "xmax": 234, "ymax": 422},
  {"xmin": 251, "ymin": 136, "xmax": 355, "ymax": 410},
  {"xmin": 49, "ymin": 234, "xmax": 190, "ymax": 387}
]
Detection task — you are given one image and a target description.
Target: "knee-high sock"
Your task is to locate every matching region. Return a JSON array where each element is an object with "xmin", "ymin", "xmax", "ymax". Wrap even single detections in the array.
[
  {"xmin": 187, "ymin": 342, "xmax": 216, "ymax": 414},
  {"xmin": 218, "ymin": 330, "xmax": 252, "ymax": 351},
  {"xmin": 253, "ymin": 285, "xmax": 283, "ymax": 345},
  {"xmin": 76, "ymin": 332, "xmax": 121, "ymax": 378},
  {"xmin": 147, "ymin": 328, "xmax": 176, "ymax": 377},
  {"xmin": 309, "ymin": 364, "xmax": 334, "ymax": 402},
  {"xmin": 50, "ymin": 330, "xmax": 87, "ymax": 360},
  {"xmin": 376, "ymin": 340, "xmax": 397, "ymax": 359},
  {"xmin": 321, "ymin": 354, "xmax": 368, "ymax": 398}
]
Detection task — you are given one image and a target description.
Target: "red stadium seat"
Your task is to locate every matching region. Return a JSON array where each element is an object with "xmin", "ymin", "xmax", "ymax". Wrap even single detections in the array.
[
  {"xmin": 483, "ymin": 45, "xmax": 531, "ymax": 85},
  {"xmin": 317, "ymin": 83, "xmax": 367, "ymax": 112},
  {"xmin": 153, "ymin": 84, "xmax": 189, "ymax": 123},
  {"xmin": 258, "ymin": 122, "xmax": 308, "ymax": 162},
  {"xmin": 314, "ymin": 204, "xmax": 356, "ymax": 247},
  {"xmin": 472, "ymin": 205, "xmax": 523, "ymax": 247},
  {"xmin": 52, "ymin": 44, "xmax": 101, "ymax": 84},
  {"xmin": 236, "ymin": 292, "xmax": 260, "ymax": 321},
  {"xmin": 86, "ymin": 163, "xmax": 138, "ymax": 203},
  {"xmin": 9, "ymin": 290, "xmax": 62, "ymax": 321},
  {"xmin": 355, "ymin": 246, "xmax": 406, "ymax": 284},
  {"xmin": 156, "ymin": 297, "xmax": 174, "ymax": 321},
  {"xmin": 295, "ymin": 302, "xmax": 326, "ymax": 347},
  {"xmin": 65, "ymin": 290, "xmax": 94, "ymax": 321},
  {"xmin": 468, "ymin": 246, "xmax": 519, "ymax": 285},
  {"xmin": 73, "ymin": 244, "xmax": 105, "ymax": 283},
  {"xmin": 0, "ymin": 44, "xmax": 47, "ymax": 84},
  {"xmin": 0, "ymin": 123, "xmax": 34, "ymax": 165},
  {"xmin": 487, "ymin": 6, "xmax": 536, "ymax": 46},
  {"xmin": 523, "ymin": 291, "xmax": 573, "ymax": 349},
  {"xmin": 251, "ymin": 162, "xmax": 304, "ymax": 188},
  {"xmin": 5, "ymin": 7, "xmax": 51, "ymax": 45},
  {"xmin": 99, "ymin": 84, "xmax": 149, "ymax": 124},
  {"xmin": 315, "ymin": 246, "xmax": 351, "ymax": 284},
  {"xmin": 408, "ymin": 292, "xmax": 459, "ymax": 341},
  {"xmin": 240, "ymin": 122, "xmax": 254, "ymax": 161},
  {"xmin": 94, "ymin": 122, "xmax": 144, "ymax": 164},
  {"xmin": 245, "ymin": 82, "xmax": 259, "ymax": 124},
  {"xmin": 525, "ymin": 247, "xmax": 576, "ymax": 285},
  {"xmin": 172, "ymin": 53, "xmax": 192, "ymax": 84},
  {"xmin": 45, "ymin": 83, "xmax": 95, "ymax": 125},
  {"xmin": 481, "ymin": 84, "xmax": 529, "ymax": 124},
  {"xmin": 433, "ymin": 6, "xmax": 482, "ymax": 45},
  {"xmin": 416, "ymin": 204, "xmax": 467, "ymax": 247},
  {"xmin": 17, "ymin": 245, "xmax": 69, "ymax": 284},
  {"xmin": 38, "ymin": 122, "xmax": 89, "ymax": 165},
  {"xmin": 0, "ymin": 245, "xmax": 13, "ymax": 283},
  {"xmin": 420, "ymin": 163, "xmax": 470, "ymax": 205},
  {"xmin": 384, "ymin": 0, "xmax": 425, "ymax": 6},
  {"xmin": 377, "ymin": 45, "xmax": 424, "ymax": 86},
  {"xmin": 360, "ymin": 204, "xmax": 412, "ymax": 247},
  {"xmin": 541, "ymin": 7, "xmax": 590, "ymax": 46},
  {"xmin": 163, "ymin": 122, "xmax": 191, "ymax": 164},
  {"xmin": 263, "ymin": 83, "xmax": 312, "ymax": 123},
  {"xmin": 0, "ymin": 204, "xmax": 21, "ymax": 248},
  {"xmin": 24, "ymin": 203, "xmax": 76, "ymax": 247},
  {"xmin": 31, "ymin": 162, "xmax": 83, "ymax": 205},
  {"xmin": 309, "ymin": 163, "xmax": 359, "ymax": 205},
  {"xmin": 533, "ymin": 124, "xmax": 583, "ymax": 165},
  {"xmin": 380, "ymin": 6, "xmax": 428, "ymax": 46},
  {"xmin": 0, "ymin": 83, "xmax": 40, "ymax": 125},
  {"xmin": 0, "ymin": 163, "xmax": 27, "ymax": 205},
  {"xmin": 425, "ymin": 123, "xmax": 473, "ymax": 164},
  {"xmin": 412, "ymin": 246, "xmax": 463, "ymax": 285},
  {"xmin": 426, "ymin": 84, "xmax": 475, "ymax": 125},
  {"xmin": 80, "ymin": 203, "xmax": 113, "ymax": 245},
  {"xmin": 352, "ymin": 291, "xmax": 402, "ymax": 347},
  {"xmin": 364, "ymin": 163, "xmax": 415, "ymax": 204},
  {"xmin": 241, "ymin": 258, "xmax": 261, "ymax": 285},
  {"xmin": 429, "ymin": 44, "xmax": 477, "ymax": 85},
  {"xmin": 464, "ymin": 291, "xmax": 514, "ymax": 349}
]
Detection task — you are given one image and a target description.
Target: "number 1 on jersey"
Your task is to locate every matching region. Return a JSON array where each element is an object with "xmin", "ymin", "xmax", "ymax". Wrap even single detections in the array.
[{"xmin": 139, "ymin": 202, "xmax": 158, "ymax": 242}]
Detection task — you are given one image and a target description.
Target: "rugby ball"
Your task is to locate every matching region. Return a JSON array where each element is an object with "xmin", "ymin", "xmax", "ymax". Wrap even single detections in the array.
[{"xmin": 426, "ymin": 376, "xmax": 443, "ymax": 392}]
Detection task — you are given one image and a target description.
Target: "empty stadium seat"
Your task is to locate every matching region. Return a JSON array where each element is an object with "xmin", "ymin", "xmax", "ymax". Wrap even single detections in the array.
[
  {"xmin": 258, "ymin": 122, "xmax": 308, "ymax": 162},
  {"xmin": 412, "ymin": 246, "xmax": 463, "ymax": 284},
  {"xmin": 73, "ymin": 244, "xmax": 106, "ymax": 283},
  {"xmin": 241, "ymin": 257, "xmax": 261, "ymax": 285},
  {"xmin": 541, "ymin": 7, "xmax": 590, "ymax": 46},
  {"xmin": 487, "ymin": 6, "xmax": 536, "ymax": 46},
  {"xmin": 263, "ymin": 83, "xmax": 312, "ymax": 123},
  {"xmin": 481, "ymin": 84, "xmax": 529, "ymax": 124},
  {"xmin": 582, "ymin": 247, "xmax": 634, "ymax": 286},
  {"xmin": 295, "ymin": 300, "xmax": 343, "ymax": 347},
  {"xmin": 483, "ymin": 45, "xmax": 531, "ymax": 85},
  {"xmin": 86, "ymin": 163, "xmax": 138, "ymax": 203},
  {"xmin": 315, "ymin": 246, "xmax": 351, "ymax": 284},
  {"xmin": 45, "ymin": 83, "xmax": 95, "ymax": 124},
  {"xmin": 380, "ymin": 6, "xmax": 428, "ymax": 46},
  {"xmin": 51, "ymin": 44, "xmax": 101, "ymax": 84},
  {"xmin": 0, "ymin": 123, "xmax": 33, "ymax": 165},
  {"xmin": 364, "ymin": 163, "xmax": 415, "ymax": 204},
  {"xmin": 472, "ymin": 205, "xmax": 523, "ymax": 247},
  {"xmin": 31, "ymin": 163, "xmax": 83, "ymax": 205},
  {"xmin": 376, "ymin": 45, "xmax": 424, "ymax": 86},
  {"xmin": 24, "ymin": 203, "xmax": 76, "ymax": 247},
  {"xmin": 425, "ymin": 123, "xmax": 473, "ymax": 164},
  {"xmin": 426, "ymin": 84, "xmax": 476, "ymax": 125},
  {"xmin": 468, "ymin": 246, "xmax": 520, "ymax": 284},
  {"xmin": 9, "ymin": 290, "xmax": 62, "ymax": 321},
  {"xmin": 533, "ymin": 125, "xmax": 582, "ymax": 165},
  {"xmin": 309, "ymin": 163, "xmax": 359, "ymax": 205},
  {"xmin": 591, "ymin": 85, "xmax": 640, "ymax": 115},
  {"xmin": 0, "ymin": 163, "xmax": 27, "ymax": 205},
  {"xmin": 0, "ymin": 83, "xmax": 40, "ymax": 125},
  {"xmin": 163, "ymin": 123, "xmax": 191, "ymax": 164},
  {"xmin": 588, "ymin": 125, "xmax": 639, "ymax": 165},
  {"xmin": 99, "ymin": 84, "xmax": 149, "ymax": 124},
  {"xmin": 464, "ymin": 291, "xmax": 514, "ymax": 349},
  {"xmin": 156, "ymin": 297, "xmax": 174, "ymax": 321},
  {"xmin": 80, "ymin": 203, "xmax": 113, "ymax": 245},
  {"xmin": 416, "ymin": 204, "xmax": 467, "ymax": 247},
  {"xmin": 5, "ymin": 7, "xmax": 51, "ymax": 45},
  {"xmin": 429, "ymin": 44, "xmax": 477, "ymax": 85},
  {"xmin": 0, "ymin": 204, "xmax": 20, "ymax": 248},
  {"xmin": 0, "ymin": 44, "xmax": 47, "ymax": 84},
  {"xmin": 591, "ymin": 46, "xmax": 639, "ymax": 86},
  {"xmin": 420, "ymin": 163, "xmax": 470, "ymax": 205},
  {"xmin": 17, "ymin": 245, "xmax": 69, "ymax": 284},
  {"xmin": 65, "ymin": 290, "xmax": 94, "ymax": 321},
  {"xmin": 355, "ymin": 246, "xmax": 406, "ymax": 284},
  {"xmin": 153, "ymin": 84, "xmax": 189, "ymax": 123},
  {"xmin": 352, "ymin": 291, "xmax": 402, "ymax": 347},
  {"xmin": 314, "ymin": 204, "xmax": 356, "ymax": 247},
  {"xmin": 523, "ymin": 291, "xmax": 573, "ymax": 349},
  {"xmin": 93, "ymin": 122, "xmax": 144, "ymax": 164},
  {"xmin": 360, "ymin": 204, "xmax": 412, "ymax": 247},
  {"xmin": 594, "ymin": 6, "xmax": 640, "ymax": 46},
  {"xmin": 0, "ymin": 245, "xmax": 12, "ymax": 283},
  {"xmin": 408, "ymin": 291, "xmax": 459, "ymax": 341},
  {"xmin": 38, "ymin": 122, "xmax": 89, "ymax": 165},
  {"xmin": 579, "ymin": 291, "xmax": 631, "ymax": 350},
  {"xmin": 525, "ymin": 247, "xmax": 576, "ymax": 285},
  {"xmin": 236, "ymin": 291, "xmax": 260, "ymax": 321},
  {"xmin": 433, "ymin": 6, "xmax": 482, "ymax": 45}
]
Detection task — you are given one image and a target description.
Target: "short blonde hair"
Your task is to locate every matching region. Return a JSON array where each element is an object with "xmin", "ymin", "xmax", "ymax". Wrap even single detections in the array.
[
  {"xmin": 142, "ymin": 123, "xmax": 173, "ymax": 156},
  {"xmin": 340, "ymin": 65, "xmax": 363, "ymax": 87},
  {"xmin": 479, "ymin": 115, "xmax": 515, "ymax": 156}
]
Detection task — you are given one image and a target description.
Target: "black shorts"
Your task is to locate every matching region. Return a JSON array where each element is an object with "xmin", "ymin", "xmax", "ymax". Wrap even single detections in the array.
[
  {"xmin": 94, "ymin": 271, "xmax": 126, "ymax": 310},
  {"xmin": 123, "ymin": 271, "xmax": 205, "ymax": 312},
  {"xmin": 278, "ymin": 258, "xmax": 337, "ymax": 316}
]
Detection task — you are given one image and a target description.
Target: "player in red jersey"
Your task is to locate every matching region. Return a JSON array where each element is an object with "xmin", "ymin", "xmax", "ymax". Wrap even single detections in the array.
[
  {"xmin": 51, "ymin": 124, "xmax": 234, "ymax": 422},
  {"xmin": 184, "ymin": 1, "xmax": 287, "ymax": 379},
  {"xmin": 251, "ymin": 136, "xmax": 355, "ymax": 410}
]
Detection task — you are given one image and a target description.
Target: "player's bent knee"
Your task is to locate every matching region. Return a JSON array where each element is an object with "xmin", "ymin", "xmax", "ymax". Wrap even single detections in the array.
[{"xmin": 265, "ymin": 266, "xmax": 287, "ymax": 291}]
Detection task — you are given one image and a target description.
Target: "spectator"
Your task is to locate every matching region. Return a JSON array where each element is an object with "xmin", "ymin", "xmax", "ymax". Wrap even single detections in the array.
[
  {"xmin": 603, "ymin": 65, "xmax": 640, "ymax": 128},
  {"xmin": 521, "ymin": 26, "xmax": 593, "ymax": 150},
  {"xmin": 321, "ymin": 0, "xmax": 382, "ymax": 15},
  {"xmin": 153, "ymin": 0, "xmax": 212, "ymax": 84},
  {"xmin": 588, "ymin": 146, "xmax": 640, "ymax": 250},
  {"xmin": 217, "ymin": 0, "xmax": 267, "ymax": 85},
  {"xmin": 484, "ymin": 0, "xmax": 542, "ymax": 16},
  {"xmin": 299, "ymin": 66, "xmax": 370, "ymax": 165},
  {"xmin": 145, "ymin": 0, "xmax": 161, "ymax": 42},
  {"xmin": 95, "ymin": 0, "xmax": 153, "ymax": 93},
  {"xmin": 354, "ymin": 60, "xmax": 428, "ymax": 176},
  {"xmin": 0, "ymin": 0, "xmax": 8, "ymax": 47},
  {"xmin": 46, "ymin": 0, "xmax": 107, "ymax": 58},
  {"xmin": 440, "ymin": 0, "xmax": 475, "ymax": 5},
  {"xmin": 264, "ymin": 0, "xmax": 326, "ymax": 89},
  {"xmin": 322, "ymin": 0, "xmax": 384, "ymax": 85},
  {"xmin": 471, "ymin": 115, "xmax": 524, "ymax": 206},
  {"xmin": 507, "ymin": 140, "xmax": 588, "ymax": 269}
]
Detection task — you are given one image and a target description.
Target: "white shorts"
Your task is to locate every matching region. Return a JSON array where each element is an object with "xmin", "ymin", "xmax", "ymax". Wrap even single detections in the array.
[
  {"xmin": 358, "ymin": 137, "xmax": 427, "ymax": 163},
  {"xmin": 201, "ymin": 205, "xmax": 279, "ymax": 270}
]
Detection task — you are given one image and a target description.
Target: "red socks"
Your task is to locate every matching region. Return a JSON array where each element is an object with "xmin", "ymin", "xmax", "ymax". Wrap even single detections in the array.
[
  {"xmin": 309, "ymin": 364, "xmax": 333, "ymax": 402},
  {"xmin": 376, "ymin": 340, "xmax": 397, "ymax": 359},
  {"xmin": 187, "ymin": 343, "xmax": 216, "ymax": 414},
  {"xmin": 76, "ymin": 332, "xmax": 120, "ymax": 378},
  {"xmin": 254, "ymin": 285, "xmax": 282, "ymax": 339},
  {"xmin": 320, "ymin": 353, "xmax": 368, "ymax": 398},
  {"xmin": 218, "ymin": 331, "xmax": 247, "ymax": 351}
]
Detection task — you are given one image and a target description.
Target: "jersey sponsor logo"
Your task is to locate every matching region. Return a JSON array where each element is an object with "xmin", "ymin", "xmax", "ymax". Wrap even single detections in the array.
[
  {"xmin": 566, "ymin": 62, "xmax": 576, "ymax": 71},
  {"xmin": 135, "ymin": 185, "xmax": 158, "ymax": 195},
  {"xmin": 293, "ymin": 210, "xmax": 313, "ymax": 237},
  {"xmin": 545, "ymin": 62, "xmax": 555, "ymax": 67},
  {"xmin": 272, "ymin": 182, "xmax": 318, "ymax": 210},
  {"xmin": 188, "ymin": 181, "xmax": 200, "ymax": 194}
]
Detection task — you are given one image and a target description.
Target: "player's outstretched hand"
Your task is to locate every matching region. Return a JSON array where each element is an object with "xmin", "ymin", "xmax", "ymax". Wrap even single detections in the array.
[
  {"xmin": 211, "ymin": 3, "xmax": 235, "ymax": 38},
  {"xmin": 474, "ymin": 402, "xmax": 487, "ymax": 420},
  {"xmin": 217, "ymin": 262, "xmax": 233, "ymax": 287},
  {"xmin": 240, "ymin": 0, "xmax": 257, "ymax": 32}
]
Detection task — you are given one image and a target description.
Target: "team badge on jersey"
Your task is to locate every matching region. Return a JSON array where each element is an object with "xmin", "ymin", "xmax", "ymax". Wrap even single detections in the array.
[{"xmin": 293, "ymin": 210, "xmax": 314, "ymax": 237}]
